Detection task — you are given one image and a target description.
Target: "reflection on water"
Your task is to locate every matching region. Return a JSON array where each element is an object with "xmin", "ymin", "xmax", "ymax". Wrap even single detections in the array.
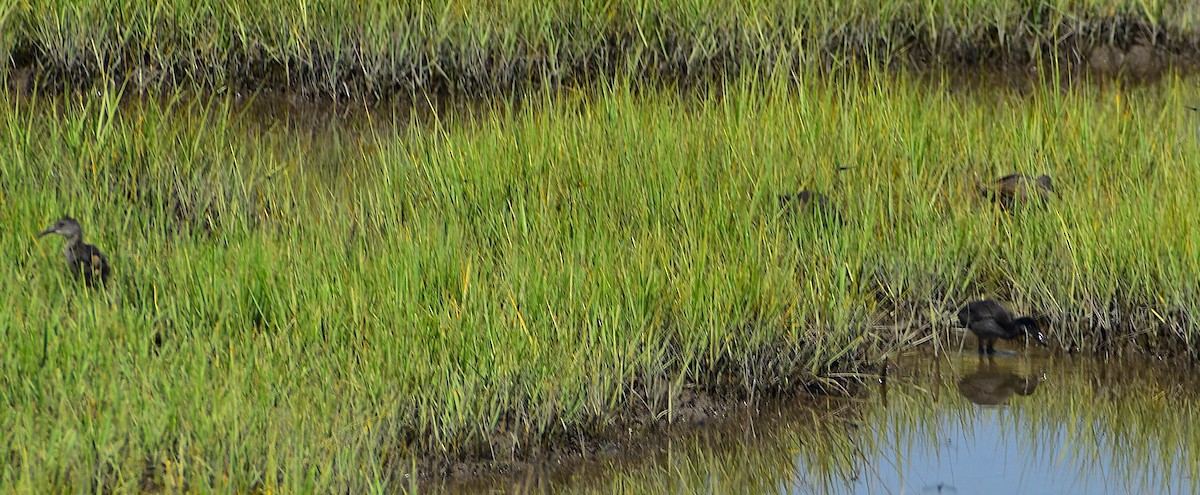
[
  {"xmin": 955, "ymin": 356, "xmax": 1044, "ymax": 406},
  {"xmin": 823, "ymin": 352, "xmax": 1197, "ymax": 495},
  {"xmin": 827, "ymin": 351, "xmax": 1199, "ymax": 494},
  {"xmin": 459, "ymin": 350, "xmax": 1200, "ymax": 494}
]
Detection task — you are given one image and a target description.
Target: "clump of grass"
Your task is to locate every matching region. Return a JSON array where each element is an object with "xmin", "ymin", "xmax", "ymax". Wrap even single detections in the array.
[
  {"xmin": 3, "ymin": 68, "xmax": 1200, "ymax": 490},
  {"xmin": 2, "ymin": 1, "xmax": 1198, "ymax": 97}
]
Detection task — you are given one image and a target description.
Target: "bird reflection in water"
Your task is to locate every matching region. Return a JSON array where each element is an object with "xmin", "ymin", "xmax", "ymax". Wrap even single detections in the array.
[{"xmin": 956, "ymin": 356, "xmax": 1045, "ymax": 406}]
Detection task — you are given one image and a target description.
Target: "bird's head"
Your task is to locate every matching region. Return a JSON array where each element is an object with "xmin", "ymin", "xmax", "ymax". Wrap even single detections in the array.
[
  {"xmin": 1014, "ymin": 316, "xmax": 1049, "ymax": 347},
  {"xmin": 1035, "ymin": 175, "xmax": 1056, "ymax": 194},
  {"xmin": 38, "ymin": 216, "xmax": 82, "ymax": 241}
]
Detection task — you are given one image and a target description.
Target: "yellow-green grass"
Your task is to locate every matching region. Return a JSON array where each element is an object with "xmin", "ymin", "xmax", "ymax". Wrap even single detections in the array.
[
  {"xmin": 2, "ymin": 69, "xmax": 1199, "ymax": 491},
  {"xmin": 3, "ymin": 1, "xmax": 1199, "ymax": 96}
]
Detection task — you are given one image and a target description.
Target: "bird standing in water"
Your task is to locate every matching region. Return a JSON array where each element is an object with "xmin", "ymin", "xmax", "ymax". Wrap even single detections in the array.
[
  {"xmin": 955, "ymin": 299, "xmax": 1048, "ymax": 354},
  {"xmin": 37, "ymin": 216, "xmax": 111, "ymax": 288}
]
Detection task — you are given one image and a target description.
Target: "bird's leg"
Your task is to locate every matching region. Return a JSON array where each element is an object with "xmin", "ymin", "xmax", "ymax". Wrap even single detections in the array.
[
  {"xmin": 977, "ymin": 340, "xmax": 986, "ymax": 354},
  {"xmin": 986, "ymin": 340, "xmax": 997, "ymax": 355}
]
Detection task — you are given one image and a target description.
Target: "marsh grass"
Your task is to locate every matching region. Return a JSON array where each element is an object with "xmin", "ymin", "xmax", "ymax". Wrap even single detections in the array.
[
  {"xmin": 3, "ymin": 68, "xmax": 1200, "ymax": 490},
  {"xmin": 3, "ymin": 1, "xmax": 1199, "ymax": 97}
]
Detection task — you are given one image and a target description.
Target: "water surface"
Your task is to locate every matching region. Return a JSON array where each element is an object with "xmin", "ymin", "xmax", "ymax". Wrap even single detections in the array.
[
  {"xmin": 843, "ymin": 351, "xmax": 1197, "ymax": 495},
  {"xmin": 450, "ymin": 347, "xmax": 1200, "ymax": 494}
]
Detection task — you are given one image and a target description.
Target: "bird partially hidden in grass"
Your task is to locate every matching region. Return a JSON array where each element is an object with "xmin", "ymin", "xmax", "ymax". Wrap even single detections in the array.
[
  {"xmin": 955, "ymin": 299, "xmax": 1048, "ymax": 355},
  {"xmin": 778, "ymin": 190, "xmax": 842, "ymax": 226},
  {"xmin": 980, "ymin": 173, "xmax": 1055, "ymax": 210},
  {"xmin": 777, "ymin": 165, "xmax": 850, "ymax": 224},
  {"xmin": 777, "ymin": 190, "xmax": 834, "ymax": 212},
  {"xmin": 37, "ymin": 216, "xmax": 111, "ymax": 288}
]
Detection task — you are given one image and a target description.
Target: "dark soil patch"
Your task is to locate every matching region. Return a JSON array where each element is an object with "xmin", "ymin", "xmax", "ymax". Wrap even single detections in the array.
[{"xmin": 410, "ymin": 379, "xmax": 865, "ymax": 493}]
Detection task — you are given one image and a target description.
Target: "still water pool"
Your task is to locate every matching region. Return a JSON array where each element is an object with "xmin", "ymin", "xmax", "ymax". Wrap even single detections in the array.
[
  {"xmin": 452, "ymin": 348, "xmax": 1200, "ymax": 494},
  {"xmin": 840, "ymin": 352, "xmax": 1195, "ymax": 494}
]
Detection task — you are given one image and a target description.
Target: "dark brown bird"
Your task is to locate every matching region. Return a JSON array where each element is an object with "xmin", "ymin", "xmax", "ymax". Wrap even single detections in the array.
[
  {"xmin": 982, "ymin": 173, "xmax": 1055, "ymax": 209},
  {"xmin": 955, "ymin": 299, "xmax": 1048, "ymax": 354},
  {"xmin": 37, "ymin": 216, "xmax": 111, "ymax": 287},
  {"xmin": 778, "ymin": 190, "xmax": 833, "ymax": 211},
  {"xmin": 777, "ymin": 165, "xmax": 850, "ymax": 224},
  {"xmin": 777, "ymin": 190, "xmax": 841, "ymax": 225}
]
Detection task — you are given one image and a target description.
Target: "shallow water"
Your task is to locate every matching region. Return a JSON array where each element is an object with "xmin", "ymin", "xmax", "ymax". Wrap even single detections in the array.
[
  {"xmin": 845, "ymin": 353, "xmax": 1196, "ymax": 495},
  {"xmin": 449, "ymin": 345, "xmax": 1200, "ymax": 494}
]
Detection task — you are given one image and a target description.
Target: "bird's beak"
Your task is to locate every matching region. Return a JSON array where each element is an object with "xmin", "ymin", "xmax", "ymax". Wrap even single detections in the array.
[
  {"xmin": 1035, "ymin": 331, "xmax": 1049, "ymax": 347},
  {"xmin": 36, "ymin": 227, "xmax": 55, "ymax": 239},
  {"xmin": 1188, "ymin": 106, "xmax": 1200, "ymax": 112}
]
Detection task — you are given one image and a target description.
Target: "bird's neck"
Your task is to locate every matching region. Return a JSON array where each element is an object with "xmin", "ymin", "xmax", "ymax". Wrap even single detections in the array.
[{"xmin": 63, "ymin": 236, "xmax": 85, "ymax": 259}]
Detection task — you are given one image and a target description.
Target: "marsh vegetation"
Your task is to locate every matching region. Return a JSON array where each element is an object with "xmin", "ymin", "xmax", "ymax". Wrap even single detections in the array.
[
  {"xmin": 4, "ymin": 68, "xmax": 1200, "ymax": 491},
  {"xmin": 5, "ymin": 2, "xmax": 1200, "ymax": 492},
  {"xmin": 3, "ymin": 0, "xmax": 1199, "ymax": 97}
]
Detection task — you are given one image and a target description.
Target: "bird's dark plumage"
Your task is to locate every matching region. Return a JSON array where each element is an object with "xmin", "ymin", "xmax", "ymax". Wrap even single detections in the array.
[
  {"xmin": 777, "ymin": 164, "xmax": 851, "ymax": 224},
  {"xmin": 982, "ymin": 173, "xmax": 1055, "ymax": 209},
  {"xmin": 955, "ymin": 299, "xmax": 1048, "ymax": 354},
  {"xmin": 37, "ymin": 216, "xmax": 111, "ymax": 287},
  {"xmin": 778, "ymin": 190, "xmax": 841, "ymax": 225},
  {"xmin": 778, "ymin": 190, "xmax": 831, "ymax": 211}
]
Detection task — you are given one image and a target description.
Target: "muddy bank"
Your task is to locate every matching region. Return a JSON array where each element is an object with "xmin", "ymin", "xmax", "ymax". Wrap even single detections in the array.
[
  {"xmin": 434, "ymin": 393, "xmax": 863, "ymax": 494},
  {"xmin": 5, "ymin": 14, "xmax": 1199, "ymax": 100},
  {"xmin": 406, "ymin": 374, "xmax": 863, "ymax": 491},
  {"xmin": 392, "ymin": 333, "xmax": 866, "ymax": 487}
]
